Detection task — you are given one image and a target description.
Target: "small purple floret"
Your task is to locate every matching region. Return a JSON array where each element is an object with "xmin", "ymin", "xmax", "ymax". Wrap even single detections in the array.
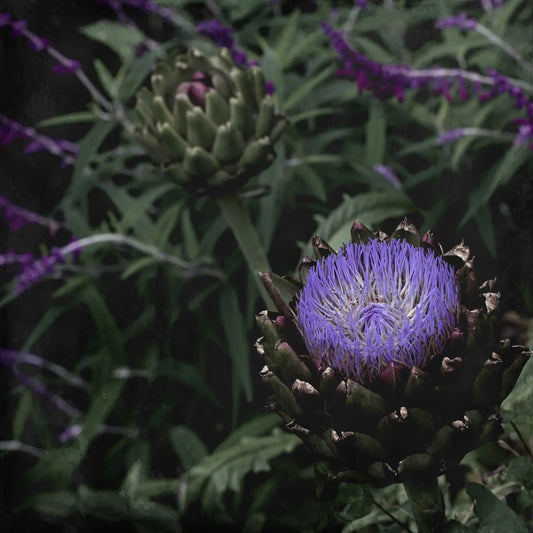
[{"xmin": 297, "ymin": 239, "xmax": 459, "ymax": 382}]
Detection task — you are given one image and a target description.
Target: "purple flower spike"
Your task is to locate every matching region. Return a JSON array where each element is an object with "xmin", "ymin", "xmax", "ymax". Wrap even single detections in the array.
[
  {"xmin": 59, "ymin": 424, "xmax": 83, "ymax": 443},
  {"xmin": 436, "ymin": 13, "xmax": 477, "ymax": 31},
  {"xmin": 0, "ymin": 13, "xmax": 12, "ymax": 27},
  {"xmin": 374, "ymin": 164, "xmax": 401, "ymax": 189},
  {"xmin": 438, "ymin": 128, "xmax": 466, "ymax": 144},
  {"xmin": 52, "ymin": 59, "xmax": 81, "ymax": 75},
  {"xmin": 196, "ymin": 19, "xmax": 234, "ymax": 49},
  {"xmin": 296, "ymin": 239, "xmax": 459, "ymax": 382}
]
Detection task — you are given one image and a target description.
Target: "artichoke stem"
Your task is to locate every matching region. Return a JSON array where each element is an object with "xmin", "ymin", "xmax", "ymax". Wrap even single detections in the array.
[
  {"xmin": 217, "ymin": 194, "xmax": 274, "ymax": 310},
  {"xmin": 403, "ymin": 478, "xmax": 445, "ymax": 533}
]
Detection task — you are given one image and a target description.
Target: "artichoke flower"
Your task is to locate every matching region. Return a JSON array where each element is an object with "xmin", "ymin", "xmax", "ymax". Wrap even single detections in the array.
[
  {"xmin": 134, "ymin": 47, "xmax": 286, "ymax": 196},
  {"xmin": 255, "ymin": 219, "xmax": 530, "ymax": 488}
]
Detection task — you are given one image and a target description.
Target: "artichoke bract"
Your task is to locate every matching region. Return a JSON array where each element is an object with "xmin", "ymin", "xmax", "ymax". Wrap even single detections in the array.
[
  {"xmin": 135, "ymin": 47, "xmax": 286, "ymax": 196},
  {"xmin": 255, "ymin": 219, "xmax": 530, "ymax": 487}
]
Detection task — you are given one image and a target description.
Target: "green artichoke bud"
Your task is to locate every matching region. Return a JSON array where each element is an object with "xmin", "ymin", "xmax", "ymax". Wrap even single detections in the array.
[
  {"xmin": 255, "ymin": 219, "xmax": 530, "ymax": 487},
  {"xmin": 134, "ymin": 47, "xmax": 287, "ymax": 196}
]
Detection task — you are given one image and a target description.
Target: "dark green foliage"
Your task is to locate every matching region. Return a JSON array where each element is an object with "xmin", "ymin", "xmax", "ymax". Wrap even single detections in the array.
[{"xmin": 0, "ymin": 0, "xmax": 531, "ymax": 531}]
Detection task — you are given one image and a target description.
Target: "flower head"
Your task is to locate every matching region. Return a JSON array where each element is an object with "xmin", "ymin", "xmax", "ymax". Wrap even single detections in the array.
[
  {"xmin": 297, "ymin": 239, "xmax": 459, "ymax": 382},
  {"xmin": 255, "ymin": 219, "xmax": 530, "ymax": 486},
  {"xmin": 134, "ymin": 47, "xmax": 286, "ymax": 195}
]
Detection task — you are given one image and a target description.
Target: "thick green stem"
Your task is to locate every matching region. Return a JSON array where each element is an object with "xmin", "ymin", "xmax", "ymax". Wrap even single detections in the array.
[
  {"xmin": 403, "ymin": 478, "xmax": 445, "ymax": 533},
  {"xmin": 217, "ymin": 194, "xmax": 274, "ymax": 309}
]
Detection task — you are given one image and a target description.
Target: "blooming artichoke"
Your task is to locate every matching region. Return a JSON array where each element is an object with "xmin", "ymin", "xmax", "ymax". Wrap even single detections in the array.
[
  {"xmin": 135, "ymin": 47, "xmax": 286, "ymax": 196},
  {"xmin": 255, "ymin": 219, "xmax": 530, "ymax": 487}
]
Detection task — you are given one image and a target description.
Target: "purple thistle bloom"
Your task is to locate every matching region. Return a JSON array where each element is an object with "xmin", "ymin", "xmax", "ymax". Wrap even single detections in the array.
[
  {"xmin": 296, "ymin": 239, "xmax": 459, "ymax": 382},
  {"xmin": 435, "ymin": 13, "xmax": 477, "ymax": 31}
]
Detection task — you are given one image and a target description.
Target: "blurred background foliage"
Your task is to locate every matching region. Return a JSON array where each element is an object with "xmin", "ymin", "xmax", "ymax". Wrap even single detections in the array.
[{"xmin": 0, "ymin": 0, "xmax": 532, "ymax": 531}]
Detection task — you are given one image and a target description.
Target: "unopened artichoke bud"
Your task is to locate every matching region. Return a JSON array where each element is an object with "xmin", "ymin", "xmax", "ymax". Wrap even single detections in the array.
[
  {"xmin": 134, "ymin": 47, "xmax": 287, "ymax": 196},
  {"xmin": 255, "ymin": 218, "xmax": 530, "ymax": 487}
]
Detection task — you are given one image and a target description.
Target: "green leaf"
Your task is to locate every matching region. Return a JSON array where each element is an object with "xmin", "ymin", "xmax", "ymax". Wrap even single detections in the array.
[
  {"xmin": 501, "ymin": 356, "xmax": 533, "ymax": 437},
  {"xmin": 12, "ymin": 389, "xmax": 33, "ymax": 440},
  {"xmin": 28, "ymin": 490, "xmax": 78, "ymax": 518},
  {"xmin": 119, "ymin": 182, "xmax": 177, "ymax": 233},
  {"xmin": 135, "ymin": 479, "xmax": 180, "ymax": 500},
  {"xmin": 216, "ymin": 414, "xmax": 281, "ymax": 453},
  {"xmin": 181, "ymin": 208, "xmax": 200, "ymax": 261},
  {"xmin": 219, "ymin": 286, "xmax": 253, "ymax": 410},
  {"xmin": 21, "ymin": 304, "xmax": 71, "ymax": 352},
  {"xmin": 36, "ymin": 111, "xmax": 96, "ymax": 128},
  {"xmin": 335, "ymin": 484, "xmax": 373, "ymax": 523},
  {"xmin": 466, "ymin": 483, "xmax": 528, "ymax": 533},
  {"xmin": 70, "ymin": 120, "xmax": 115, "ymax": 196},
  {"xmin": 365, "ymin": 100, "xmax": 386, "ymax": 166},
  {"xmin": 154, "ymin": 201, "xmax": 184, "ymax": 248},
  {"xmin": 474, "ymin": 205, "xmax": 497, "ymax": 257},
  {"xmin": 77, "ymin": 485, "xmax": 179, "ymax": 532},
  {"xmin": 304, "ymin": 191, "xmax": 417, "ymax": 257},
  {"xmin": 94, "ymin": 58, "xmax": 117, "ymax": 98},
  {"xmin": 460, "ymin": 145, "xmax": 529, "ymax": 227},
  {"xmin": 507, "ymin": 456, "xmax": 533, "ymax": 498},
  {"xmin": 118, "ymin": 48, "xmax": 165, "ymax": 101},
  {"xmin": 121, "ymin": 257, "xmax": 158, "ymax": 280},
  {"xmin": 181, "ymin": 429, "xmax": 300, "ymax": 514},
  {"xmin": 274, "ymin": 10, "xmax": 300, "ymax": 65},
  {"xmin": 52, "ymin": 275, "xmax": 92, "ymax": 299},
  {"xmin": 282, "ymin": 66, "xmax": 336, "ymax": 112},
  {"xmin": 168, "ymin": 425, "xmax": 208, "ymax": 470},
  {"xmin": 80, "ymin": 21, "xmax": 145, "ymax": 64}
]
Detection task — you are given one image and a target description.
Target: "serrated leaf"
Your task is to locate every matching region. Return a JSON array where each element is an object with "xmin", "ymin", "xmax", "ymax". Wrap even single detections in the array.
[
  {"xmin": 466, "ymin": 483, "xmax": 528, "ymax": 533},
  {"xmin": 216, "ymin": 414, "xmax": 281, "ymax": 453},
  {"xmin": 168, "ymin": 425, "xmax": 208, "ymax": 470},
  {"xmin": 181, "ymin": 430, "xmax": 300, "ymax": 514}
]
